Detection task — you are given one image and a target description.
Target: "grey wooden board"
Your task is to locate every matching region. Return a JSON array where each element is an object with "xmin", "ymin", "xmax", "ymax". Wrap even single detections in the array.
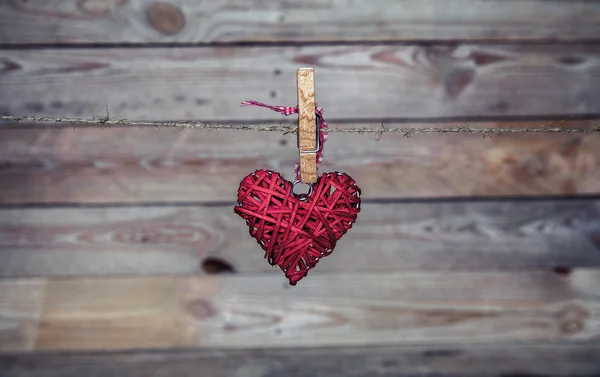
[
  {"xmin": 0, "ymin": 199, "xmax": 599, "ymax": 277},
  {"xmin": 2, "ymin": 270, "xmax": 600, "ymax": 351},
  {"xmin": 1, "ymin": 44, "xmax": 599, "ymax": 121},
  {"xmin": 1, "ymin": 0, "xmax": 600, "ymax": 44},
  {"xmin": 2, "ymin": 343, "xmax": 600, "ymax": 377}
]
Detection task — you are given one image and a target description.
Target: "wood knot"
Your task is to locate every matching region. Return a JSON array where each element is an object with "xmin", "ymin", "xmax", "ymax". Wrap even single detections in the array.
[
  {"xmin": 553, "ymin": 266, "xmax": 572, "ymax": 278},
  {"xmin": 557, "ymin": 56, "xmax": 585, "ymax": 66},
  {"xmin": 557, "ymin": 304, "xmax": 590, "ymax": 336},
  {"xmin": 147, "ymin": 2, "xmax": 185, "ymax": 35}
]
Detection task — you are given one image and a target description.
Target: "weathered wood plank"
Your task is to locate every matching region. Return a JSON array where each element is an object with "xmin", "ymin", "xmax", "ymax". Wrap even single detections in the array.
[
  {"xmin": 0, "ymin": 280, "xmax": 46, "ymax": 352},
  {"xmin": 1, "ymin": 0, "xmax": 599, "ymax": 44},
  {"xmin": 0, "ymin": 199, "xmax": 599, "ymax": 277},
  {"xmin": 0, "ymin": 270, "xmax": 599, "ymax": 352},
  {"xmin": 1, "ymin": 122, "xmax": 599, "ymax": 204},
  {"xmin": 1, "ymin": 45, "xmax": 600, "ymax": 121},
  {"xmin": 2, "ymin": 344, "xmax": 600, "ymax": 377},
  {"xmin": 1, "ymin": 199, "xmax": 600, "ymax": 278}
]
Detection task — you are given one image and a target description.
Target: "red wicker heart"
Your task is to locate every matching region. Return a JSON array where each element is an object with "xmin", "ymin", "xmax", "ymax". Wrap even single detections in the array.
[{"xmin": 234, "ymin": 169, "xmax": 361, "ymax": 285}]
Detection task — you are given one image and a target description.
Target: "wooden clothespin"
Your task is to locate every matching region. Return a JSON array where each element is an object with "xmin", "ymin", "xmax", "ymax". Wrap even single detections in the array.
[{"xmin": 296, "ymin": 67, "xmax": 318, "ymax": 183}]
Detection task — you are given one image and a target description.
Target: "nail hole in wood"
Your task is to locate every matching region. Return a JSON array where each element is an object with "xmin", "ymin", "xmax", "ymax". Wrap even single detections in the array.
[{"xmin": 202, "ymin": 257, "xmax": 235, "ymax": 274}]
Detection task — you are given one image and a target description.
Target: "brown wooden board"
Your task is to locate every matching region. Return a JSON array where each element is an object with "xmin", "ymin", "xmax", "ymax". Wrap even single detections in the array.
[
  {"xmin": 1, "ymin": 45, "xmax": 600, "ymax": 121},
  {"xmin": 1, "ymin": 199, "xmax": 599, "ymax": 278},
  {"xmin": 2, "ymin": 343, "xmax": 600, "ymax": 377},
  {"xmin": 1, "ymin": 123, "xmax": 599, "ymax": 204},
  {"xmin": 1, "ymin": 0, "xmax": 599, "ymax": 44},
  {"xmin": 1, "ymin": 270, "xmax": 599, "ymax": 352}
]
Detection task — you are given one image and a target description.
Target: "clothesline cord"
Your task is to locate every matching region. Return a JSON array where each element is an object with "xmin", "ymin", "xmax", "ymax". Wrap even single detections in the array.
[{"xmin": 1, "ymin": 115, "xmax": 599, "ymax": 135}]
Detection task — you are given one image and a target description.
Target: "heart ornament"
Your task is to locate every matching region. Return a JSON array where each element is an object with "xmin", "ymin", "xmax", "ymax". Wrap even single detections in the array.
[
  {"xmin": 234, "ymin": 169, "xmax": 361, "ymax": 285},
  {"xmin": 234, "ymin": 94, "xmax": 362, "ymax": 285}
]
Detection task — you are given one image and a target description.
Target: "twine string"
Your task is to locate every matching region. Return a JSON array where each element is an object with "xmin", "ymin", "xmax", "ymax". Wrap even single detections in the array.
[
  {"xmin": 241, "ymin": 100, "xmax": 328, "ymax": 180},
  {"xmin": 1, "ymin": 115, "xmax": 598, "ymax": 136}
]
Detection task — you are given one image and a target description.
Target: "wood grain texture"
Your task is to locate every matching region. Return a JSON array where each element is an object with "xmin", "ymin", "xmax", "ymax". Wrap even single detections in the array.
[
  {"xmin": 0, "ymin": 199, "xmax": 599, "ymax": 278},
  {"xmin": 0, "ymin": 280, "xmax": 46, "ymax": 352},
  {"xmin": 1, "ymin": 0, "xmax": 600, "ymax": 44},
  {"xmin": 297, "ymin": 67, "xmax": 317, "ymax": 183},
  {"xmin": 1, "ymin": 44, "xmax": 600, "ymax": 121},
  {"xmin": 2, "ymin": 344, "xmax": 600, "ymax": 377},
  {"xmin": 0, "ymin": 270, "xmax": 599, "ymax": 352},
  {"xmin": 0, "ymin": 122, "xmax": 599, "ymax": 204}
]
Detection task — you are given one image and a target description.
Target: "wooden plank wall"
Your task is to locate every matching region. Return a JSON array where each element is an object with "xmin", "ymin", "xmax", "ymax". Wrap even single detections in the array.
[{"xmin": 1, "ymin": 1, "xmax": 600, "ymax": 376}]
